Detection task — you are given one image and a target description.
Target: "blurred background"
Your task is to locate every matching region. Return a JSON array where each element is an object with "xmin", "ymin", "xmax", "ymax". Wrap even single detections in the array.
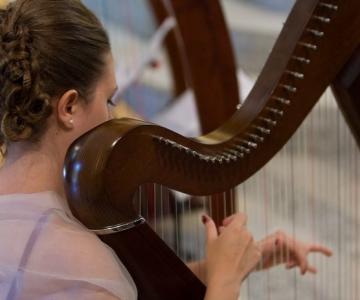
[
  {"xmin": 82, "ymin": 0, "xmax": 295, "ymax": 119},
  {"xmin": 1, "ymin": 1, "xmax": 357, "ymax": 299},
  {"xmin": 80, "ymin": 2, "xmax": 359, "ymax": 300}
]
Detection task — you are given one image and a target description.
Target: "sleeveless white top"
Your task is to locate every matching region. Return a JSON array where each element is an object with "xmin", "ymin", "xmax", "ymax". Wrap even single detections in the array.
[{"xmin": 0, "ymin": 191, "xmax": 137, "ymax": 300}]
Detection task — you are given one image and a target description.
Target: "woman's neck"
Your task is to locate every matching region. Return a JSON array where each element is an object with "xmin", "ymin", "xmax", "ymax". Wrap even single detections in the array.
[{"xmin": 0, "ymin": 143, "xmax": 66, "ymax": 198}]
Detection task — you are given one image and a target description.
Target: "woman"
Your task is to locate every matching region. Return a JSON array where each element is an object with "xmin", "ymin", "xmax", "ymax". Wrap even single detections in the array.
[{"xmin": 0, "ymin": 0, "xmax": 330, "ymax": 299}]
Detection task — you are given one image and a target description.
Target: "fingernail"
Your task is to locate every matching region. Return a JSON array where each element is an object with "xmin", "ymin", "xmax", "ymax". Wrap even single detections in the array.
[{"xmin": 201, "ymin": 214, "xmax": 209, "ymax": 224}]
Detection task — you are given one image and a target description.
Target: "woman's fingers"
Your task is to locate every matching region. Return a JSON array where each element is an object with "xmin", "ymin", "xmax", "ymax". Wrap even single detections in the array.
[
  {"xmin": 222, "ymin": 215, "xmax": 235, "ymax": 226},
  {"xmin": 238, "ymin": 241, "xmax": 261, "ymax": 278},
  {"xmin": 308, "ymin": 244, "xmax": 333, "ymax": 256},
  {"xmin": 285, "ymin": 260, "xmax": 296, "ymax": 269},
  {"xmin": 298, "ymin": 253, "xmax": 308, "ymax": 275},
  {"xmin": 307, "ymin": 265, "xmax": 317, "ymax": 274},
  {"xmin": 222, "ymin": 212, "xmax": 247, "ymax": 227},
  {"xmin": 203, "ymin": 212, "xmax": 248, "ymax": 245},
  {"xmin": 258, "ymin": 231, "xmax": 332, "ymax": 275},
  {"xmin": 203, "ymin": 212, "xmax": 259, "ymax": 287},
  {"xmin": 226, "ymin": 213, "xmax": 247, "ymax": 230},
  {"xmin": 294, "ymin": 243, "xmax": 332, "ymax": 274},
  {"xmin": 218, "ymin": 226, "xmax": 225, "ymax": 234},
  {"xmin": 202, "ymin": 214, "xmax": 218, "ymax": 243},
  {"xmin": 286, "ymin": 259, "xmax": 318, "ymax": 274},
  {"xmin": 285, "ymin": 261, "xmax": 317, "ymax": 274}
]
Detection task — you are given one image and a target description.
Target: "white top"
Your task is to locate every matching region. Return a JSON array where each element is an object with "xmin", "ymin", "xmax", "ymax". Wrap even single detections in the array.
[{"xmin": 0, "ymin": 191, "xmax": 137, "ymax": 300}]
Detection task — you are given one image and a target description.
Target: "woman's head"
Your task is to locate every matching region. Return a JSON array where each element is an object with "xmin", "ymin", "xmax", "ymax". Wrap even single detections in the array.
[{"xmin": 0, "ymin": 0, "xmax": 116, "ymax": 156}]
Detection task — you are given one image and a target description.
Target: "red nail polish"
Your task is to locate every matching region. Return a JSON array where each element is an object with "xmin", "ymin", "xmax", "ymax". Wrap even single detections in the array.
[{"xmin": 201, "ymin": 215, "xmax": 208, "ymax": 224}]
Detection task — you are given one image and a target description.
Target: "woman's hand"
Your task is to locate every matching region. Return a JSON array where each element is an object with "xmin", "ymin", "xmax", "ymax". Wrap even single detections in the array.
[
  {"xmin": 256, "ymin": 230, "xmax": 333, "ymax": 274},
  {"xmin": 203, "ymin": 213, "xmax": 261, "ymax": 300}
]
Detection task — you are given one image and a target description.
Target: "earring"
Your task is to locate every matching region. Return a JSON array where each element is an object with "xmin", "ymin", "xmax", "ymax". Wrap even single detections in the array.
[{"xmin": 69, "ymin": 119, "xmax": 74, "ymax": 127}]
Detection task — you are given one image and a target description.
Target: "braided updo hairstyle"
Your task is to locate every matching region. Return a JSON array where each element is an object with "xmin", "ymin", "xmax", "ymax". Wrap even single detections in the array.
[{"xmin": 0, "ymin": 0, "xmax": 110, "ymax": 150}]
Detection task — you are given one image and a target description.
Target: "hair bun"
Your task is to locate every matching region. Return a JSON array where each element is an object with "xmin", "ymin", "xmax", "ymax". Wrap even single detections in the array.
[
  {"xmin": 0, "ymin": 0, "xmax": 110, "ymax": 147},
  {"xmin": 1, "ymin": 111, "xmax": 32, "ymax": 141},
  {"xmin": 1, "ymin": 22, "xmax": 32, "ymax": 87},
  {"xmin": 0, "ymin": 6, "xmax": 50, "ymax": 144},
  {"xmin": 24, "ymin": 94, "xmax": 52, "ymax": 122}
]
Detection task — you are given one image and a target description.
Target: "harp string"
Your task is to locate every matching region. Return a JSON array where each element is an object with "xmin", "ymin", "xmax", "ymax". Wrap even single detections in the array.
[
  {"xmin": 133, "ymin": 89, "xmax": 359, "ymax": 300},
  {"xmin": 86, "ymin": 0, "xmax": 186, "ymax": 258},
  {"xmin": 86, "ymin": 1, "xmax": 358, "ymax": 299},
  {"xmin": 137, "ymin": 92, "xmax": 359, "ymax": 299},
  {"xmin": 229, "ymin": 88, "xmax": 359, "ymax": 299},
  {"xmin": 336, "ymin": 88, "xmax": 342, "ymax": 299}
]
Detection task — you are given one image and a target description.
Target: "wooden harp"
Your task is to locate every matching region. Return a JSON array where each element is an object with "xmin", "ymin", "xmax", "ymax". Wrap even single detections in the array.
[{"xmin": 64, "ymin": 0, "xmax": 360, "ymax": 299}]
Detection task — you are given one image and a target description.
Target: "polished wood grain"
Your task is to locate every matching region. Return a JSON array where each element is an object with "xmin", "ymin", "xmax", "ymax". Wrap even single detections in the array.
[{"xmin": 64, "ymin": 0, "xmax": 360, "ymax": 299}]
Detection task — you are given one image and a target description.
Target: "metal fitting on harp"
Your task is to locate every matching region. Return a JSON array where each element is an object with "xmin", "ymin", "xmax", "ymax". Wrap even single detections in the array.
[
  {"xmin": 298, "ymin": 42, "xmax": 318, "ymax": 50},
  {"xmin": 280, "ymin": 84, "xmax": 297, "ymax": 93},
  {"xmin": 272, "ymin": 96, "xmax": 291, "ymax": 105},
  {"xmin": 223, "ymin": 152, "xmax": 238, "ymax": 162},
  {"xmin": 227, "ymin": 149, "xmax": 244, "ymax": 158},
  {"xmin": 259, "ymin": 117, "xmax": 277, "ymax": 126},
  {"xmin": 92, "ymin": 216, "xmax": 146, "ymax": 235},
  {"xmin": 312, "ymin": 15, "xmax": 331, "ymax": 23},
  {"xmin": 292, "ymin": 56, "xmax": 311, "ymax": 64},
  {"xmin": 266, "ymin": 107, "xmax": 284, "ymax": 116},
  {"xmin": 306, "ymin": 28, "xmax": 325, "ymax": 37},
  {"xmin": 285, "ymin": 70, "xmax": 305, "ymax": 79},
  {"xmin": 199, "ymin": 155, "xmax": 212, "ymax": 162},
  {"xmin": 319, "ymin": 2, "xmax": 338, "ymax": 10},
  {"xmin": 235, "ymin": 145, "xmax": 251, "ymax": 154},
  {"xmin": 215, "ymin": 156, "xmax": 225, "ymax": 164},
  {"xmin": 246, "ymin": 133, "xmax": 264, "ymax": 143},
  {"xmin": 253, "ymin": 126, "xmax": 271, "ymax": 135},
  {"xmin": 241, "ymin": 140, "xmax": 258, "ymax": 149}
]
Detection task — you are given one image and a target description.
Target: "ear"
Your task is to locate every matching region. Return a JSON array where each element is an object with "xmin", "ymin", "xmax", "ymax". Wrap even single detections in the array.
[{"xmin": 56, "ymin": 89, "xmax": 81, "ymax": 129}]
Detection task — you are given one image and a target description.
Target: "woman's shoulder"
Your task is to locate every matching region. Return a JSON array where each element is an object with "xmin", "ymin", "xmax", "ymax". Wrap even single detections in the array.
[
  {"xmin": 31, "ymin": 197, "xmax": 132, "ymax": 281},
  {"xmin": 0, "ymin": 190, "xmax": 120, "ymax": 272},
  {"xmin": 31, "ymin": 208, "xmax": 137, "ymax": 299},
  {"xmin": 0, "ymin": 191, "xmax": 137, "ymax": 299}
]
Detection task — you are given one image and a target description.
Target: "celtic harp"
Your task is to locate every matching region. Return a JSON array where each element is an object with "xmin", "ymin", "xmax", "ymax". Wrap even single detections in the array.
[
  {"xmin": 147, "ymin": 0, "xmax": 240, "ymax": 227},
  {"xmin": 64, "ymin": 0, "xmax": 360, "ymax": 299}
]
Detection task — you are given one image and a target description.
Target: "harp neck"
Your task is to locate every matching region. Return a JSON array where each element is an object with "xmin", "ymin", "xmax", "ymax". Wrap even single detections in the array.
[{"xmin": 65, "ymin": 0, "xmax": 360, "ymax": 231}]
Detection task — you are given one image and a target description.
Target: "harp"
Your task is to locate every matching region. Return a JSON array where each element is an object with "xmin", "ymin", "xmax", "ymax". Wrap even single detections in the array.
[{"xmin": 64, "ymin": 0, "xmax": 360, "ymax": 299}]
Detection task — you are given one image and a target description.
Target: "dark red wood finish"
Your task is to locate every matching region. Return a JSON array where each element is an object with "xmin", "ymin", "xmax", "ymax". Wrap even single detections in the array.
[
  {"xmin": 100, "ymin": 223, "xmax": 206, "ymax": 300},
  {"xmin": 148, "ymin": 0, "xmax": 240, "ymax": 225},
  {"xmin": 148, "ymin": 0, "xmax": 187, "ymax": 97},
  {"xmin": 64, "ymin": 0, "xmax": 360, "ymax": 299},
  {"xmin": 332, "ymin": 47, "xmax": 360, "ymax": 147}
]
